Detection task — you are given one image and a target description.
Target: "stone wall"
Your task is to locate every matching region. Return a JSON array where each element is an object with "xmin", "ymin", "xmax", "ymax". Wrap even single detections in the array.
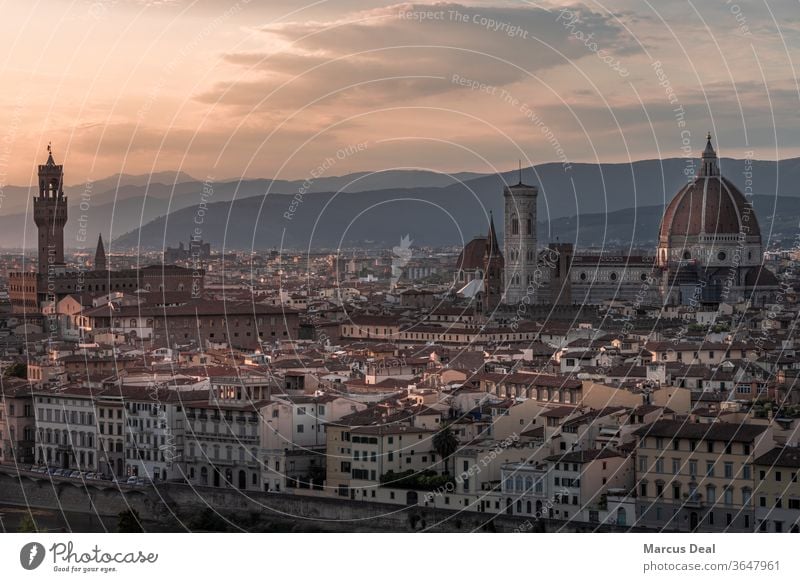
[{"xmin": 0, "ymin": 469, "xmax": 640, "ymax": 533}]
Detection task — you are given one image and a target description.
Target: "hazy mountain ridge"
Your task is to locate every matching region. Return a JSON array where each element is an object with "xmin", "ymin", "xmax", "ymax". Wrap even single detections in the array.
[{"xmin": 2, "ymin": 158, "xmax": 799, "ymax": 250}]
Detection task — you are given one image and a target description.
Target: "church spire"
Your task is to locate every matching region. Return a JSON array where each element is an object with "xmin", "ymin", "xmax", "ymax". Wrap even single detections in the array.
[
  {"xmin": 487, "ymin": 211, "xmax": 501, "ymax": 258},
  {"xmin": 95, "ymin": 233, "xmax": 107, "ymax": 271}
]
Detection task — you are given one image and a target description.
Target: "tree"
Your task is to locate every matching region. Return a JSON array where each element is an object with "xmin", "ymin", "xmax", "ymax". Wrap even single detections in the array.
[
  {"xmin": 116, "ymin": 509, "xmax": 143, "ymax": 533},
  {"xmin": 18, "ymin": 513, "xmax": 39, "ymax": 533},
  {"xmin": 432, "ymin": 425, "xmax": 459, "ymax": 475},
  {"xmin": 3, "ymin": 363, "xmax": 27, "ymax": 379}
]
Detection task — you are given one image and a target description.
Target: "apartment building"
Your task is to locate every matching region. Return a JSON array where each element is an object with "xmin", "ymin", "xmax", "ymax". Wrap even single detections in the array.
[
  {"xmin": 181, "ymin": 387, "xmax": 264, "ymax": 491},
  {"xmin": 634, "ymin": 420, "xmax": 773, "ymax": 532},
  {"xmin": 347, "ymin": 424, "xmax": 438, "ymax": 502},
  {"xmin": 33, "ymin": 386, "xmax": 98, "ymax": 471},
  {"xmin": 543, "ymin": 449, "xmax": 634, "ymax": 523},
  {"xmin": 0, "ymin": 379, "xmax": 35, "ymax": 465},
  {"xmin": 753, "ymin": 446, "xmax": 800, "ymax": 532},
  {"xmin": 261, "ymin": 394, "xmax": 366, "ymax": 492}
]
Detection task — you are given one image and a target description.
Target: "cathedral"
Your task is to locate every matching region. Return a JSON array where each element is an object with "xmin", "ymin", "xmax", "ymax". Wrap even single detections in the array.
[
  {"xmin": 455, "ymin": 134, "xmax": 779, "ymax": 311},
  {"xmin": 8, "ymin": 147, "xmax": 201, "ymax": 316}
]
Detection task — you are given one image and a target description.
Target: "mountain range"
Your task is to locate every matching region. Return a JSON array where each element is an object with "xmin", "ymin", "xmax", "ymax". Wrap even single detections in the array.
[{"xmin": 1, "ymin": 157, "xmax": 799, "ymax": 251}]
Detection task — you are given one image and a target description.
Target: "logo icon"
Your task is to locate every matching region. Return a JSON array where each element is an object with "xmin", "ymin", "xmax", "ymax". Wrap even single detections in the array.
[{"xmin": 20, "ymin": 542, "xmax": 46, "ymax": 570}]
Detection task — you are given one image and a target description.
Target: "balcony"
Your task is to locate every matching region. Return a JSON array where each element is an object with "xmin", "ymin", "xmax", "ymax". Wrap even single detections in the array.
[{"xmin": 683, "ymin": 492, "xmax": 703, "ymax": 507}]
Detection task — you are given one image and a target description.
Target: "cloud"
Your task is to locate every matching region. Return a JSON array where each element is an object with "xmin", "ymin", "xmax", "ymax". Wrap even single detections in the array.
[{"xmin": 197, "ymin": 2, "xmax": 637, "ymax": 113}]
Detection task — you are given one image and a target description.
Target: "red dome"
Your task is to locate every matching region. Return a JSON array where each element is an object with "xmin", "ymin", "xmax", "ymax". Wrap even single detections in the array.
[{"xmin": 658, "ymin": 175, "xmax": 760, "ymax": 241}]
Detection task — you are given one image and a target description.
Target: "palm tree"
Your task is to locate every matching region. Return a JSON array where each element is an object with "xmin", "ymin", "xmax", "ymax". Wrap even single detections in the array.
[{"xmin": 432, "ymin": 425, "xmax": 459, "ymax": 476}]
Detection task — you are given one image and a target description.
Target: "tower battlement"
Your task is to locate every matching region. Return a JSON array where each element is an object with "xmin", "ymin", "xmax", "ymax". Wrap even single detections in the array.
[{"xmin": 33, "ymin": 145, "xmax": 68, "ymax": 274}]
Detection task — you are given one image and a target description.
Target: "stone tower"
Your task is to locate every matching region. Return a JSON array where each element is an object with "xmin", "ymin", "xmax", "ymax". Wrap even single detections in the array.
[
  {"xmin": 33, "ymin": 145, "xmax": 68, "ymax": 275},
  {"xmin": 482, "ymin": 212, "xmax": 504, "ymax": 314},
  {"xmin": 503, "ymin": 171, "xmax": 538, "ymax": 304}
]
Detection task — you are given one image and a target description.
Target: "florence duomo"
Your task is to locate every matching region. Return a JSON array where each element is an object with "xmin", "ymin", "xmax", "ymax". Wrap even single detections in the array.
[{"xmin": 456, "ymin": 133, "xmax": 779, "ymax": 315}]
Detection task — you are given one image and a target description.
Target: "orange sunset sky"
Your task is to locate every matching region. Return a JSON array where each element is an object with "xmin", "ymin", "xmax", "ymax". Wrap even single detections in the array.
[{"xmin": 1, "ymin": 0, "xmax": 799, "ymax": 186}]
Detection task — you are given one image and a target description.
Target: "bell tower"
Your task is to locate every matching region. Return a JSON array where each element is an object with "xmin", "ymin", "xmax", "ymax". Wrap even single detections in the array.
[
  {"xmin": 503, "ymin": 166, "xmax": 538, "ymax": 304},
  {"xmin": 33, "ymin": 144, "xmax": 68, "ymax": 275}
]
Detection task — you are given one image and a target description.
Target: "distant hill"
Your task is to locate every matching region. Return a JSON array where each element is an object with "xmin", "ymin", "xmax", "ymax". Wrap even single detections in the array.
[
  {"xmin": 110, "ymin": 190, "xmax": 800, "ymax": 252},
  {"xmin": 1, "ymin": 158, "xmax": 799, "ymax": 251}
]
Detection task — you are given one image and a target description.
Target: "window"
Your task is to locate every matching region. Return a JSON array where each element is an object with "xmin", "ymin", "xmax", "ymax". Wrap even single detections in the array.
[
  {"xmin": 775, "ymin": 471, "xmax": 782, "ymax": 482},
  {"xmin": 724, "ymin": 463, "xmax": 733, "ymax": 479},
  {"xmin": 706, "ymin": 462, "xmax": 715, "ymax": 477},
  {"xmin": 724, "ymin": 488, "xmax": 733, "ymax": 505},
  {"xmin": 689, "ymin": 460, "xmax": 697, "ymax": 477},
  {"xmin": 639, "ymin": 456, "xmax": 648, "ymax": 473},
  {"xmin": 296, "ymin": 425, "xmax": 304, "ymax": 433}
]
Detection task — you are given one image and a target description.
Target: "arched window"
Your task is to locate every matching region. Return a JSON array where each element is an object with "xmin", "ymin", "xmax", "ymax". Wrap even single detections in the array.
[
  {"xmin": 515, "ymin": 476, "xmax": 523, "ymax": 491},
  {"xmin": 130, "ymin": 319, "xmax": 137, "ymax": 328},
  {"xmin": 525, "ymin": 476, "xmax": 533, "ymax": 491},
  {"xmin": 527, "ymin": 214, "xmax": 533, "ymax": 235},
  {"xmin": 511, "ymin": 214, "xmax": 519, "ymax": 235}
]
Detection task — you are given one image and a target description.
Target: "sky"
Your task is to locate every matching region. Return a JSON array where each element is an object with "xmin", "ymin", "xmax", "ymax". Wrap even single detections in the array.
[{"xmin": 1, "ymin": 0, "xmax": 799, "ymax": 186}]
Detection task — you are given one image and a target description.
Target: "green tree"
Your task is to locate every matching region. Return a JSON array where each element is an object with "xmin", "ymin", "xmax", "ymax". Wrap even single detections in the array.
[
  {"xmin": 3, "ymin": 363, "xmax": 27, "ymax": 379},
  {"xmin": 432, "ymin": 425, "xmax": 459, "ymax": 475},
  {"xmin": 116, "ymin": 509, "xmax": 143, "ymax": 533},
  {"xmin": 18, "ymin": 513, "xmax": 39, "ymax": 533}
]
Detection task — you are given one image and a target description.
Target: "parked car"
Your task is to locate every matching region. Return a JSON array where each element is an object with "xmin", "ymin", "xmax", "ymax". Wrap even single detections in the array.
[{"xmin": 126, "ymin": 476, "xmax": 139, "ymax": 485}]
